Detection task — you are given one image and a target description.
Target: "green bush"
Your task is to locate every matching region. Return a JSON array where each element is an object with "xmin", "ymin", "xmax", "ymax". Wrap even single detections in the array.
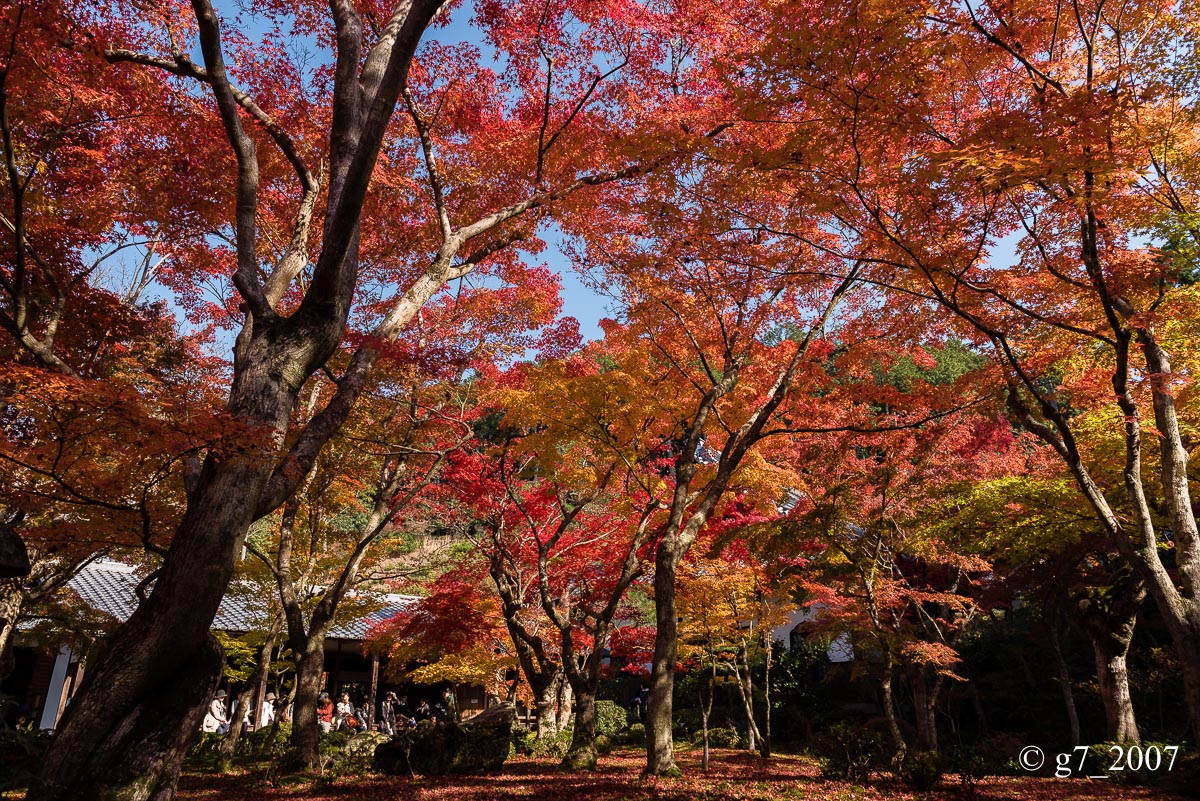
[
  {"xmin": 1087, "ymin": 741, "xmax": 1179, "ymax": 786},
  {"xmin": 811, "ymin": 722, "xmax": 888, "ymax": 783},
  {"xmin": 594, "ymin": 734, "xmax": 614, "ymax": 755},
  {"xmin": 594, "ymin": 700, "xmax": 628, "ymax": 737},
  {"xmin": 621, "ymin": 723, "xmax": 646, "ymax": 746},
  {"xmin": 511, "ymin": 726, "xmax": 538, "ymax": 756},
  {"xmin": 897, "ymin": 750, "xmax": 945, "ymax": 791},
  {"xmin": 693, "ymin": 725, "xmax": 742, "ymax": 749},
  {"xmin": 241, "ymin": 722, "xmax": 292, "ymax": 759},
  {"xmin": 531, "ymin": 728, "xmax": 573, "ymax": 759}
]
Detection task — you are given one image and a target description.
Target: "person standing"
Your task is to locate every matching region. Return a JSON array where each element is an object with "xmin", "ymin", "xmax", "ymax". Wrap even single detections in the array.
[
  {"xmin": 202, "ymin": 689, "xmax": 230, "ymax": 735},
  {"xmin": 441, "ymin": 686, "xmax": 459, "ymax": 722},
  {"xmin": 380, "ymin": 691, "xmax": 398, "ymax": 735},
  {"xmin": 259, "ymin": 692, "xmax": 276, "ymax": 729}
]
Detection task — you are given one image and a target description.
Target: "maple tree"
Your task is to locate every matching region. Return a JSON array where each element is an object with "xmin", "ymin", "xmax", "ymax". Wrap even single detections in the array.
[
  {"xmin": 736, "ymin": 0, "xmax": 1200, "ymax": 746},
  {"xmin": 0, "ymin": 0, "xmax": 747, "ymax": 795},
  {"xmin": 440, "ymin": 411, "xmax": 661, "ymax": 768},
  {"xmin": 676, "ymin": 544, "xmax": 793, "ymax": 761}
]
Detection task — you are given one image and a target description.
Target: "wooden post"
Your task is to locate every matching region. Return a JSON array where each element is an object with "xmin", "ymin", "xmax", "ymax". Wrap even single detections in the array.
[{"xmin": 368, "ymin": 653, "xmax": 380, "ymax": 729}]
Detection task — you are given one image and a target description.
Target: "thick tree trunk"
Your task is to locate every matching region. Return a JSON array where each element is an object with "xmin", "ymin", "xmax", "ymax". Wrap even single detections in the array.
[
  {"xmin": 911, "ymin": 665, "xmax": 937, "ymax": 752},
  {"xmin": 645, "ymin": 554, "xmax": 680, "ymax": 776},
  {"xmin": 534, "ymin": 679, "xmax": 560, "ymax": 739},
  {"xmin": 285, "ymin": 638, "xmax": 327, "ymax": 770},
  {"xmin": 1094, "ymin": 649, "xmax": 1139, "ymax": 743},
  {"xmin": 1077, "ymin": 570, "xmax": 1143, "ymax": 744},
  {"xmin": 563, "ymin": 688, "xmax": 597, "ymax": 770},
  {"xmin": 30, "ymin": 631, "xmax": 223, "ymax": 801},
  {"xmin": 28, "ymin": 445, "xmax": 285, "ymax": 801}
]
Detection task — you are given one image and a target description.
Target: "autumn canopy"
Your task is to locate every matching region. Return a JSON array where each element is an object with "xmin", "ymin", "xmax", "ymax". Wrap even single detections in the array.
[{"xmin": 2, "ymin": 0, "xmax": 1200, "ymax": 799}]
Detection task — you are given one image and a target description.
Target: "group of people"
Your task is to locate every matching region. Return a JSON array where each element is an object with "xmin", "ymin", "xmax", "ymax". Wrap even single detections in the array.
[
  {"xmin": 201, "ymin": 685, "xmax": 459, "ymax": 736},
  {"xmin": 200, "ymin": 689, "xmax": 280, "ymax": 735},
  {"xmin": 316, "ymin": 691, "xmax": 373, "ymax": 733},
  {"xmin": 377, "ymin": 688, "xmax": 457, "ymax": 734}
]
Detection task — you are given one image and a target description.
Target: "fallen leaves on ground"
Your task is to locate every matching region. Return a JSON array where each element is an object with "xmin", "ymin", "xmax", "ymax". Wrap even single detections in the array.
[{"xmin": 174, "ymin": 749, "xmax": 1191, "ymax": 801}]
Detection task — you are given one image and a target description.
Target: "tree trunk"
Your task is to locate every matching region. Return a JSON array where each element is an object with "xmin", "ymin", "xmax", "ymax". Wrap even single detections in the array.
[
  {"xmin": 1049, "ymin": 621, "xmax": 1081, "ymax": 747},
  {"xmin": 563, "ymin": 688, "xmax": 597, "ymax": 771},
  {"xmin": 28, "ymin": 444, "xmax": 286, "ymax": 801},
  {"xmin": 0, "ymin": 579, "xmax": 23, "ymax": 684},
  {"xmin": 880, "ymin": 655, "xmax": 907, "ymax": 766},
  {"xmin": 911, "ymin": 664, "xmax": 937, "ymax": 752},
  {"xmin": 221, "ymin": 624, "xmax": 279, "ymax": 761},
  {"xmin": 30, "ymin": 631, "xmax": 223, "ymax": 801},
  {"xmin": 761, "ymin": 639, "xmax": 772, "ymax": 759},
  {"xmin": 555, "ymin": 673, "xmax": 573, "ymax": 734},
  {"xmin": 1094, "ymin": 649, "xmax": 1139, "ymax": 743},
  {"xmin": 699, "ymin": 661, "xmax": 715, "ymax": 772},
  {"xmin": 735, "ymin": 643, "xmax": 761, "ymax": 753},
  {"xmin": 534, "ymin": 679, "xmax": 560, "ymax": 739},
  {"xmin": 285, "ymin": 637, "xmax": 327, "ymax": 770},
  {"xmin": 645, "ymin": 552, "xmax": 680, "ymax": 776}
]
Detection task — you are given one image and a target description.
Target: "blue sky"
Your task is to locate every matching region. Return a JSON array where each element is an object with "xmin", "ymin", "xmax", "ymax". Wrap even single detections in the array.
[{"xmin": 427, "ymin": 3, "xmax": 614, "ymax": 341}]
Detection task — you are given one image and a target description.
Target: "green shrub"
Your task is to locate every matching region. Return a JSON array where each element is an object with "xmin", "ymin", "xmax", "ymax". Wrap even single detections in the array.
[
  {"xmin": 622, "ymin": 723, "xmax": 646, "ymax": 746},
  {"xmin": 693, "ymin": 725, "xmax": 742, "ymax": 749},
  {"xmin": 531, "ymin": 728, "xmax": 573, "ymax": 759},
  {"xmin": 811, "ymin": 722, "xmax": 887, "ymax": 783},
  {"xmin": 897, "ymin": 750, "xmax": 944, "ymax": 791},
  {"xmin": 594, "ymin": 734, "xmax": 614, "ymax": 755},
  {"xmin": 1087, "ymin": 741, "xmax": 1179, "ymax": 786},
  {"xmin": 594, "ymin": 700, "xmax": 628, "ymax": 737},
  {"xmin": 511, "ymin": 726, "xmax": 538, "ymax": 756},
  {"xmin": 241, "ymin": 722, "xmax": 292, "ymax": 759}
]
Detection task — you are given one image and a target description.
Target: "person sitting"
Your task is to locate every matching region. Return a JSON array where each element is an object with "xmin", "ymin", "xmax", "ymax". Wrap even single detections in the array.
[
  {"xmin": 335, "ymin": 692, "xmax": 354, "ymax": 731},
  {"xmin": 317, "ymin": 692, "xmax": 334, "ymax": 733},
  {"xmin": 414, "ymin": 699, "xmax": 432, "ymax": 721}
]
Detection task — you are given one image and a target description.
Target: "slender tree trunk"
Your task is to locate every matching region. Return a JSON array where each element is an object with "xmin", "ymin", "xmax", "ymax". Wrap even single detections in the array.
[
  {"xmin": 699, "ymin": 660, "xmax": 716, "ymax": 772},
  {"xmin": 221, "ymin": 624, "xmax": 279, "ymax": 760},
  {"xmin": 1049, "ymin": 621, "xmax": 1081, "ymax": 747},
  {"xmin": 646, "ymin": 552, "xmax": 680, "ymax": 776},
  {"xmin": 880, "ymin": 654, "xmax": 906, "ymax": 766},
  {"xmin": 0, "ymin": 579, "xmax": 22, "ymax": 684},
  {"xmin": 555, "ymin": 674, "xmax": 573, "ymax": 734},
  {"xmin": 761, "ymin": 639, "xmax": 772, "ymax": 759},
  {"xmin": 735, "ymin": 643, "xmax": 761, "ymax": 752}
]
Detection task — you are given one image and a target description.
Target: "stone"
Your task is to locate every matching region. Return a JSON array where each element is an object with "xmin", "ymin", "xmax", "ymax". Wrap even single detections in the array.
[{"xmin": 373, "ymin": 705, "xmax": 515, "ymax": 776}]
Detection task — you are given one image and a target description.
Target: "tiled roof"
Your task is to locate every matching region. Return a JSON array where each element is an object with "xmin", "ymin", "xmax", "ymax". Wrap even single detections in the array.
[{"xmin": 67, "ymin": 560, "xmax": 414, "ymax": 642}]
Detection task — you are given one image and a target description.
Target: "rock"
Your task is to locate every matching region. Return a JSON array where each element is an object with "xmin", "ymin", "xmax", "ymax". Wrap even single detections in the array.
[{"xmin": 373, "ymin": 705, "xmax": 515, "ymax": 776}]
